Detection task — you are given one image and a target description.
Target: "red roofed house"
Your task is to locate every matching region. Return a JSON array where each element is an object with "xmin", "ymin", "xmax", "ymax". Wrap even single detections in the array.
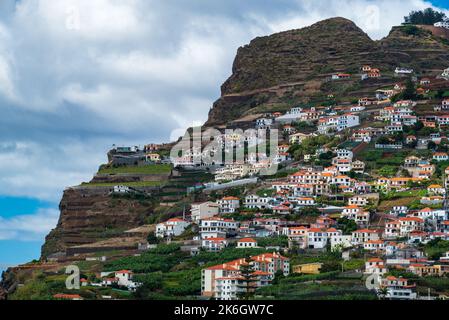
[
  {"xmin": 365, "ymin": 258, "xmax": 387, "ymax": 275},
  {"xmin": 364, "ymin": 240, "xmax": 385, "ymax": 252},
  {"xmin": 381, "ymin": 276, "xmax": 417, "ymax": 300},
  {"xmin": 351, "ymin": 229, "xmax": 380, "ymax": 245},
  {"xmin": 217, "ymin": 196, "xmax": 240, "ymax": 214},
  {"xmin": 398, "ymin": 217, "xmax": 424, "ymax": 237}
]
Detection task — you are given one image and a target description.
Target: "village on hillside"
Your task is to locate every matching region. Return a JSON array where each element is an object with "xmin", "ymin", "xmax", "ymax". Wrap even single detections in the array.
[
  {"xmin": 4, "ymin": 11, "xmax": 449, "ymax": 302},
  {"xmin": 30, "ymin": 61, "xmax": 449, "ymax": 301}
]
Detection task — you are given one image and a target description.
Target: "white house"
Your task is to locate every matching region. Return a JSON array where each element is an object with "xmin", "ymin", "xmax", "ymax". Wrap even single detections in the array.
[
  {"xmin": 236, "ymin": 238, "xmax": 258, "ymax": 248},
  {"xmin": 381, "ymin": 276, "xmax": 417, "ymax": 300},
  {"xmin": 296, "ymin": 197, "xmax": 316, "ymax": 206},
  {"xmin": 115, "ymin": 270, "xmax": 141, "ymax": 290},
  {"xmin": 365, "ymin": 258, "xmax": 387, "ymax": 275},
  {"xmin": 202, "ymin": 238, "xmax": 228, "ymax": 252},
  {"xmin": 442, "ymin": 67, "xmax": 449, "ymax": 79},
  {"xmin": 307, "ymin": 228, "xmax": 329, "ymax": 249},
  {"xmin": 155, "ymin": 218, "xmax": 191, "ymax": 238},
  {"xmin": 390, "ymin": 206, "xmax": 408, "ymax": 216},
  {"xmin": 433, "ymin": 152, "xmax": 449, "ymax": 162},
  {"xmin": 364, "ymin": 240, "xmax": 385, "ymax": 252},
  {"xmin": 200, "ymin": 217, "xmax": 239, "ymax": 239},
  {"xmin": 348, "ymin": 196, "xmax": 368, "ymax": 207},
  {"xmin": 395, "ymin": 67, "xmax": 414, "ymax": 75},
  {"xmin": 427, "ymin": 184, "xmax": 446, "ymax": 196},
  {"xmin": 191, "ymin": 202, "xmax": 220, "ymax": 222},
  {"xmin": 113, "ymin": 185, "xmax": 131, "ymax": 194},
  {"xmin": 244, "ymin": 195, "xmax": 273, "ymax": 209}
]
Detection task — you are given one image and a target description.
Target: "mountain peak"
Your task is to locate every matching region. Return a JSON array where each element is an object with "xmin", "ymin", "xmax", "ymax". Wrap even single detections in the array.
[{"xmin": 205, "ymin": 18, "xmax": 449, "ymax": 127}]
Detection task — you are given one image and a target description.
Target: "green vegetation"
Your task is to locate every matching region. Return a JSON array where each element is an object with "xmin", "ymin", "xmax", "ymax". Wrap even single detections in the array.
[
  {"xmin": 81, "ymin": 181, "xmax": 164, "ymax": 188},
  {"xmin": 98, "ymin": 164, "xmax": 172, "ymax": 175},
  {"xmin": 289, "ymin": 135, "xmax": 340, "ymax": 161},
  {"xmin": 404, "ymin": 8, "xmax": 447, "ymax": 25},
  {"xmin": 257, "ymin": 236, "xmax": 289, "ymax": 248},
  {"xmin": 422, "ymin": 239, "xmax": 449, "ymax": 260}
]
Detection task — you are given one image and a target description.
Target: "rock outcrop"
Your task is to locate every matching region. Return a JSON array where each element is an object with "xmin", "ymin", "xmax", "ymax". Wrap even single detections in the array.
[{"xmin": 206, "ymin": 18, "xmax": 449, "ymax": 126}]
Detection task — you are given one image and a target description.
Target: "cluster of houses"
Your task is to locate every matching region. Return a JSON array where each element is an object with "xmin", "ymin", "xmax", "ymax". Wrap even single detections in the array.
[{"xmin": 94, "ymin": 64, "xmax": 449, "ymax": 300}]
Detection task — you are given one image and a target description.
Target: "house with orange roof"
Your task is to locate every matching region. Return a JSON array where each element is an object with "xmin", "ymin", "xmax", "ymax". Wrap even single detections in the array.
[
  {"xmin": 348, "ymin": 196, "xmax": 368, "ymax": 207},
  {"xmin": 201, "ymin": 259, "xmax": 246, "ymax": 298},
  {"xmin": 217, "ymin": 196, "xmax": 240, "ymax": 214},
  {"xmin": 306, "ymin": 228, "xmax": 342, "ymax": 249},
  {"xmin": 351, "ymin": 229, "xmax": 380, "ymax": 245},
  {"xmin": 237, "ymin": 238, "xmax": 258, "ymax": 249},
  {"xmin": 433, "ymin": 152, "xmax": 449, "ymax": 162},
  {"xmin": 381, "ymin": 276, "xmax": 417, "ymax": 300},
  {"xmin": 331, "ymin": 73, "xmax": 351, "ymax": 80},
  {"xmin": 398, "ymin": 217, "xmax": 424, "ymax": 236},
  {"xmin": 364, "ymin": 240, "xmax": 385, "ymax": 252},
  {"xmin": 413, "ymin": 207, "xmax": 447, "ymax": 222},
  {"xmin": 385, "ymin": 220, "xmax": 401, "ymax": 239},
  {"xmin": 341, "ymin": 206, "xmax": 370, "ymax": 225},
  {"xmin": 115, "ymin": 270, "xmax": 141, "ymax": 290},
  {"xmin": 250, "ymin": 252, "xmax": 290, "ymax": 277},
  {"xmin": 365, "ymin": 258, "xmax": 387, "ymax": 275},
  {"xmin": 296, "ymin": 197, "xmax": 315, "ymax": 207},
  {"xmin": 272, "ymin": 205, "xmax": 292, "ymax": 215}
]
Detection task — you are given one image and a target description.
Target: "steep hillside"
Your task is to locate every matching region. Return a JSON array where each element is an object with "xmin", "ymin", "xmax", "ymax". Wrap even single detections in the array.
[
  {"xmin": 34, "ymin": 17, "xmax": 449, "ymax": 259},
  {"xmin": 206, "ymin": 18, "xmax": 449, "ymax": 126}
]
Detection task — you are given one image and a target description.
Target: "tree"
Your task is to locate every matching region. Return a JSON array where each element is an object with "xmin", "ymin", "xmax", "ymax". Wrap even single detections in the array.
[
  {"xmin": 402, "ymin": 78, "xmax": 417, "ymax": 100},
  {"xmin": 337, "ymin": 218, "xmax": 358, "ymax": 235},
  {"xmin": 404, "ymin": 8, "xmax": 447, "ymax": 25},
  {"xmin": 428, "ymin": 141, "xmax": 437, "ymax": 150},
  {"xmin": 376, "ymin": 135, "xmax": 391, "ymax": 145},
  {"xmin": 147, "ymin": 233, "xmax": 160, "ymax": 245},
  {"xmin": 236, "ymin": 259, "xmax": 257, "ymax": 300}
]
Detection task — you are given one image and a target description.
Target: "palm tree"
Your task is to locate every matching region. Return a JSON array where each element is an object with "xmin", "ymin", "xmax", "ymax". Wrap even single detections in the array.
[{"xmin": 377, "ymin": 287, "xmax": 388, "ymax": 300}]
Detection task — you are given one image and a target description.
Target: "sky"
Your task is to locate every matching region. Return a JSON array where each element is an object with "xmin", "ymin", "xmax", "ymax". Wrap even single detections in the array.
[{"xmin": 0, "ymin": 0, "xmax": 448, "ymax": 272}]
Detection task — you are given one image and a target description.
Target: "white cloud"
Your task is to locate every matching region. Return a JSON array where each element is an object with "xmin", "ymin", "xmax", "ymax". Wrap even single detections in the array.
[
  {"xmin": 0, "ymin": 140, "xmax": 107, "ymax": 202},
  {"xmin": 0, "ymin": 0, "xmax": 447, "ymax": 203},
  {"xmin": 0, "ymin": 208, "xmax": 59, "ymax": 241}
]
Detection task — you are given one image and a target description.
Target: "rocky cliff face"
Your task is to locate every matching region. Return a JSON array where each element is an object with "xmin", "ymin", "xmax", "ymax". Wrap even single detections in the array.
[
  {"xmin": 41, "ymin": 187, "xmax": 156, "ymax": 258},
  {"xmin": 206, "ymin": 18, "xmax": 449, "ymax": 126}
]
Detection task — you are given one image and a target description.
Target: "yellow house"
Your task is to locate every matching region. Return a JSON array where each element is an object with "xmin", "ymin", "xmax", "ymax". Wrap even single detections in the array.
[{"xmin": 292, "ymin": 263, "xmax": 323, "ymax": 275}]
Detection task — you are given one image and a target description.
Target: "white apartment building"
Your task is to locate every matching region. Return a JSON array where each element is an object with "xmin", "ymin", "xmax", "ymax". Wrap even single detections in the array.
[
  {"xmin": 191, "ymin": 202, "xmax": 220, "ymax": 222},
  {"xmin": 217, "ymin": 197, "xmax": 240, "ymax": 214},
  {"xmin": 244, "ymin": 195, "xmax": 273, "ymax": 209},
  {"xmin": 199, "ymin": 217, "xmax": 239, "ymax": 239}
]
